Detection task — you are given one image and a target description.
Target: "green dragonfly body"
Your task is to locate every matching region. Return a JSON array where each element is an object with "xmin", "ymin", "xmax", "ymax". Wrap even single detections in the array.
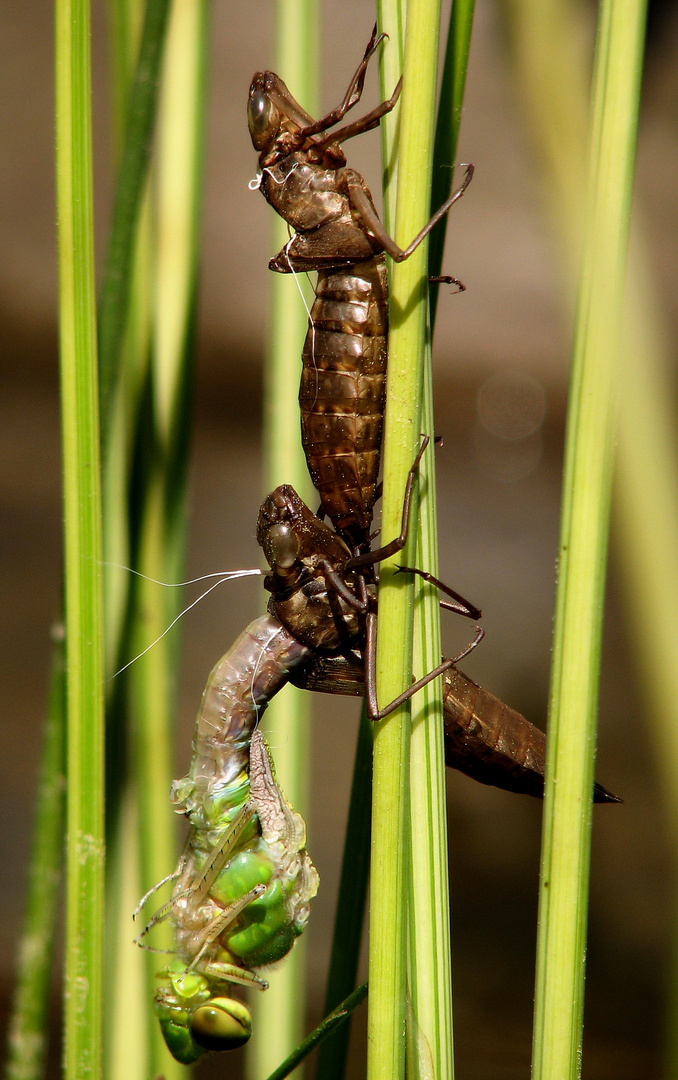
[{"xmin": 144, "ymin": 615, "xmax": 318, "ymax": 1064}]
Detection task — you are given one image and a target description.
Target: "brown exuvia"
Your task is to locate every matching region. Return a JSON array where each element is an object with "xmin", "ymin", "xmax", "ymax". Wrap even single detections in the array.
[{"xmin": 249, "ymin": 28, "xmax": 472, "ymax": 553}]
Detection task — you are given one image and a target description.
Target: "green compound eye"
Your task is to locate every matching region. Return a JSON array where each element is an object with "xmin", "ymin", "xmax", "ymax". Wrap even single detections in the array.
[{"xmin": 190, "ymin": 998, "xmax": 252, "ymax": 1052}]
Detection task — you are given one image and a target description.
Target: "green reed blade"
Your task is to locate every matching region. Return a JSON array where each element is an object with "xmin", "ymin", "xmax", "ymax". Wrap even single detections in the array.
[
  {"xmin": 264, "ymin": 982, "xmax": 368, "ymax": 1080},
  {"xmin": 369, "ymin": 3, "xmax": 451, "ymax": 1078},
  {"xmin": 531, "ymin": 1, "xmax": 647, "ymax": 1076},
  {"xmin": 97, "ymin": 0, "xmax": 172, "ymax": 449},
  {"xmin": 55, "ymin": 0, "xmax": 105, "ymax": 1075},
  {"xmin": 428, "ymin": 0, "xmax": 475, "ymax": 326},
  {"xmin": 4, "ymin": 636, "xmax": 66, "ymax": 1080},
  {"xmin": 316, "ymin": 707, "xmax": 373, "ymax": 1080}
]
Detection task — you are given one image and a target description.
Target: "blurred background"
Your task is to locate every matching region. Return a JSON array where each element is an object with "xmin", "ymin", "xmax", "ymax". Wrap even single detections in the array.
[{"xmin": 2, "ymin": 0, "xmax": 678, "ymax": 1076}]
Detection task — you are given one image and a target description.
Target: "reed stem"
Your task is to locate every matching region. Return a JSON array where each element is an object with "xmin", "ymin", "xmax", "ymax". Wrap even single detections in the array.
[
  {"xmin": 369, "ymin": 2, "xmax": 447, "ymax": 1077},
  {"xmin": 531, "ymin": 0, "xmax": 647, "ymax": 1074},
  {"xmin": 55, "ymin": 0, "xmax": 105, "ymax": 1074}
]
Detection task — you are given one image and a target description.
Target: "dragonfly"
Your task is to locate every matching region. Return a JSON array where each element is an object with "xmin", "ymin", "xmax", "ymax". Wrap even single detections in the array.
[
  {"xmin": 138, "ymin": 484, "xmax": 616, "ymax": 1064},
  {"xmin": 248, "ymin": 26, "xmax": 471, "ymax": 554},
  {"xmin": 257, "ymin": 483, "xmax": 620, "ymax": 803},
  {"xmin": 137, "ymin": 616, "xmax": 319, "ymax": 1063}
]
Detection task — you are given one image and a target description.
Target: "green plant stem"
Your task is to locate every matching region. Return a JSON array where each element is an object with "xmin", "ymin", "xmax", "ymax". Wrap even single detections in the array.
[
  {"xmin": 102, "ymin": 6, "xmax": 154, "ymax": 1079},
  {"xmin": 316, "ymin": 708, "xmax": 373, "ymax": 1080},
  {"xmin": 264, "ymin": 982, "xmax": 368, "ymax": 1080},
  {"xmin": 369, "ymin": 3, "xmax": 444, "ymax": 1078},
  {"xmin": 98, "ymin": 0, "xmax": 172, "ymax": 447},
  {"xmin": 261, "ymin": 0, "xmax": 318, "ymax": 504},
  {"xmin": 428, "ymin": 0, "xmax": 475, "ymax": 325},
  {"xmin": 407, "ymin": 368, "xmax": 452, "ymax": 1080},
  {"xmin": 131, "ymin": 4, "xmax": 209, "ymax": 1077},
  {"xmin": 5, "ymin": 636, "xmax": 66, "ymax": 1080},
  {"xmin": 614, "ymin": 246, "xmax": 678, "ymax": 1076},
  {"xmin": 55, "ymin": 1, "xmax": 105, "ymax": 1075},
  {"xmin": 128, "ymin": 490, "xmax": 183, "ymax": 1080},
  {"xmin": 404, "ymin": 7, "xmax": 476, "ymax": 1076},
  {"xmin": 531, "ymin": 1, "xmax": 647, "ymax": 1076}
]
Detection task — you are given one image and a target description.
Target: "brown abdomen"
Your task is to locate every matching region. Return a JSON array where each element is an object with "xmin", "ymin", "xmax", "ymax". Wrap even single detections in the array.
[
  {"xmin": 299, "ymin": 258, "xmax": 388, "ymax": 550},
  {"xmin": 442, "ymin": 669, "xmax": 620, "ymax": 802},
  {"xmin": 442, "ymin": 669, "xmax": 548, "ymax": 797}
]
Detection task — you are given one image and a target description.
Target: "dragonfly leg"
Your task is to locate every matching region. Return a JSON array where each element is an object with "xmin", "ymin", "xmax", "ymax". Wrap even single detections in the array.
[
  {"xmin": 395, "ymin": 565, "xmax": 481, "ymax": 621},
  {"xmin": 186, "ymin": 884, "xmax": 268, "ymax": 975},
  {"xmin": 202, "ymin": 960, "xmax": 269, "ymax": 992},
  {"xmin": 135, "ymin": 801, "xmax": 257, "ymax": 947},
  {"xmin": 187, "ymin": 800, "xmax": 257, "ymax": 904},
  {"xmin": 298, "ymin": 26, "xmax": 390, "ymax": 139},
  {"xmin": 346, "ymin": 164, "xmax": 474, "ymax": 264},
  {"xmin": 344, "ymin": 438, "xmax": 481, "ymax": 614},
  {"xmin": 429, "ymin": 275, "xmax": 465, "ymax": 293},
  {"xmin": 315, "ymin": 78, "xmax": 402, "ymax": 150},
  {"xmin": 345, "ymin": 435, "xmax": 430, "ymax": 572},
  {"xmin": 365, "ymin": 625, "xmax": 485, "ymax": 722},
  {"xmin": 321, "ymin": 560, "xmax": 369, "ymax": 613},
  {"xmin": 133, "ymin": 844, "xmax": 189, "ymax": 922}
]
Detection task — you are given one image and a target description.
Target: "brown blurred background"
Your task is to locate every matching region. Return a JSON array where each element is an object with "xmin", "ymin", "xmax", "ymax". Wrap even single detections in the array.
[{"xmin": 2, "ymin": 1, "xmax": 678, "ymax": 1077}]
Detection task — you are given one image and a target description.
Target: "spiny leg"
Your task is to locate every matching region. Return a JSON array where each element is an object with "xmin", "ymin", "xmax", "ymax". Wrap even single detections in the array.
[
  {"xmin": 342, "ymin": 437, "xmax": 481, "ymax": 617},
  {"xmin": 346, "ymin": 164, "xmax": 474, "ymax": 264},
  {"xmin": 344, "ymin": 435, "xmax": 430, "ymax": 572},
  {"xmin": 365, "ymin": 625, "xmax": 485, "ymax": 722},
  {"xmin": 186, "ymin": 884, "xmax": 268, "ymax": 975},
  {"xmin": 312, "ymin": 77, "xmax": 402, "ymax": 151},
  {"xmin": 134, "ymin": 801, "xmax": 257, "ymax": 945},
  {"xmin": 297, "ymin": 26, "xmax": 387, "ymax": 139},
  {"xmin": 395, "ymin": 565, "xmax": 481, "ymax": 621}
]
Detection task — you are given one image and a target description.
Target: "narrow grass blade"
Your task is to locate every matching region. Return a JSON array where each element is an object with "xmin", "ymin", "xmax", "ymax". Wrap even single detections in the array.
[
  {"xmin": 128, "ymin": 485, "xmax": 183, "ymax": 1080},
  {"xmin": 106, "ymin": 788, "xmax": 149, "ymax": 1080},
  {"xmin": 55, "ymin": 1, "xmax": 106, "ymax": 1075},
  {"xmin": 102, "ymin": 5, "xmax": 155, "ymax": 1079},
  {"xmin": 264, "ymin": 982, "xmax": 368, "ymax": 1080},
  {"xmin": 503, "ymin": 30, "xmax": 678, "ymax": 1073},
  {"xmin": 369, "ymin": 3, "xmax": 448, "ymax": 1078},
  {"xmin": 407, "ymin": 370, "xmax": 452, "ymax": 1080},
  {"xmin": 316, "ymin": 708, "xmax": 373, "ymax": 1080},
  {"xmin": 614, "ymin": 246, "xmax": 678, "ymax": 1077},
  {"xmin": 428, "ymin": 0, "xmax": 475, "ymax": 325},
  {"xmin": 97, "ymin": 0, "xmax": 172, "ymax": 445},
  {"xmin": 405, "ymin": 8, "xmax": 476, "ymax": 1078},
  {"xmin": 261, "ymin": 0, "xmax": 318, "ymax": 504},
  {"xmin": 4, "ymin": 635, "xmax": 66, "ymax": 1080},
  {"xmin": 531, "ymin": 1, "xmax": 647, "ymax": 1077}
]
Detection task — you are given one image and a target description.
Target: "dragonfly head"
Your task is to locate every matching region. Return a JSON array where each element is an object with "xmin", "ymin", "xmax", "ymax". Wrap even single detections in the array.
[
  {"xmin": 258, "ymin": 485, "xmax": 354, "ymax": 577},
  {"xmin": 155, "ymin": 966, "xmax": 253, "ymax": 1062},
  {"xmin": 249, "ymin": 70, "xmax": 319, "ymax": 159},
  {"xmin": 257, "ymin": 485, "xmax": 305, "ymax": 572},
  {"xmin": 248, "ymin": 73, "xmax": 281, "ymax": 152}
]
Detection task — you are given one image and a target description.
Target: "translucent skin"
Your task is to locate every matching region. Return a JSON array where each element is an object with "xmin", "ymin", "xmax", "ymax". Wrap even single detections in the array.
[{"xmin": 149, "ymin": 617, "xmax": 319, "ymax": 1063}]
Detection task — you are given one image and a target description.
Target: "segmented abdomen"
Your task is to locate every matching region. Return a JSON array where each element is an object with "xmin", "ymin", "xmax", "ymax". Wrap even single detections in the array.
[
  {"xmin": 299, "ymin": 258, "xmax": 388, "ymax": 550},
  {"xmin": 289, "ymin": 654, "xmax": 549, "ymax": 799},
  {"xmin": 175, "ymin": 614, "xmax": 313, "ymax": 822},
  {"xmin": 442, "ymin": 668, "xmax": 547, "ymax": 797}
]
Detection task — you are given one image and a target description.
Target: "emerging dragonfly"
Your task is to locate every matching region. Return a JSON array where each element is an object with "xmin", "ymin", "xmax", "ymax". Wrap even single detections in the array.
[
  {"xmin": 137, "ymin": 617, "xmax": 319, "ymax": 1063},
  {"xmin": 257, "ymin": 484, "xmax": 620, "ymax": 802},
  {"xmin": 249, "ymin": 26, "xmax": 471, "ymax": 553}
]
